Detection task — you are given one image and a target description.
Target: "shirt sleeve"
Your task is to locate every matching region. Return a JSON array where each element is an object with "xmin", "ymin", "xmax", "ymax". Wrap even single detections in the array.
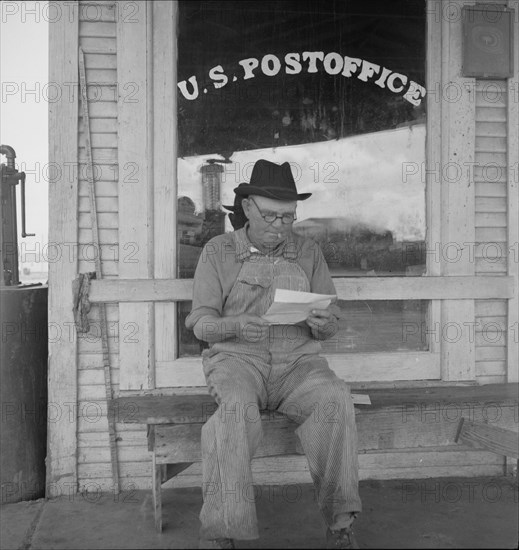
[{"xmin": 185, "ymin": 242, "xmax": 225, "ymax": 330}]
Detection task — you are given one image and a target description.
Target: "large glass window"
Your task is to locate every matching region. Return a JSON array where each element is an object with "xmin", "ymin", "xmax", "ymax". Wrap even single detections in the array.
[{"xmin": 177, "ymin": 0, "xmax": 427, "ymax": 357}]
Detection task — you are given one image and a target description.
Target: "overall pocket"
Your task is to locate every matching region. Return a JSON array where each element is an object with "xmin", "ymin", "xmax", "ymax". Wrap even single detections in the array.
[{"xmin": 224, "ymin": 273, "xmax": 273, "ymax": 317}]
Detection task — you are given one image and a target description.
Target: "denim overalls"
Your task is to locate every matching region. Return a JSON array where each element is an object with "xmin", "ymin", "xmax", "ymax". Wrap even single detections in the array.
[{"xmin": 199, "ymin": 232, "xmax": 361, "ymax": 540}]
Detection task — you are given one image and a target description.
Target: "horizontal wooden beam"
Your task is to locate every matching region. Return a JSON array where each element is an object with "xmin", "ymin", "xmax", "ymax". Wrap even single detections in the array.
[
  {"xmin": 333, "ymin": 276, "xmax": 515, "ymax": 300},
  {"xmin": 113, "ymin": 383, "xmax": 518, "ymax": 424},
  {"xmin": 88, "ymin": 276, "xmax": 515, "ymax": 303}
]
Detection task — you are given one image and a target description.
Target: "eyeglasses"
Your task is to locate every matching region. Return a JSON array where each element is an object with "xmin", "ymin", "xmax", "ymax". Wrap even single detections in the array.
[{"xmin": 248, "ymin": 197, "xmax": 297, "ymax": 224}]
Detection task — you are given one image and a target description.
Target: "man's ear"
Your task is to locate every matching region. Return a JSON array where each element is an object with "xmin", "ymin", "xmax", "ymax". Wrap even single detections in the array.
[{"xmin": 241, "ymin": 198, "xmax": 250, "ymax": 218}]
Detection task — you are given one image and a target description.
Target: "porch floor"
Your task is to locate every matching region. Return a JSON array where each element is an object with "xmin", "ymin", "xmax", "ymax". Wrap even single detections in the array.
[{"xmin": 1, "ymin": 476, "xmax": 517, "ymax": 549}]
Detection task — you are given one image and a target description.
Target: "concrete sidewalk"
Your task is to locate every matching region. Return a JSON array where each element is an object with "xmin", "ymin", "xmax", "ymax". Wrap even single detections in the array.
[{"xmin": 1, "ymin": 477, "xmax": 517, "ymax": 549}]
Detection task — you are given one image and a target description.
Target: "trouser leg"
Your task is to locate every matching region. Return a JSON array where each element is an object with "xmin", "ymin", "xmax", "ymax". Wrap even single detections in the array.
[
  {"xmin": 200, "ymin": 353, "xmax": 268, "ymax": 540},
  {"xmin": 273, "ymin": 355, "xmax": 362, "ymax": 530}
]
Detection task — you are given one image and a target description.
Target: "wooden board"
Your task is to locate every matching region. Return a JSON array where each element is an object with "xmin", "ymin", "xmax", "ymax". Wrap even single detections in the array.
[
  {"xmin": 152, "ymin": 420, "xmax": 303, "ymax": 463},
  {"xmin": 154, "ymin": 351, "xmax": 441, "ymax": 387},
  {"xmin": 111, "ymin": 383, "xmax": 518, "ymax": 425},
  {"xmin": 117, "ymin": 1, "xmax": 153, "ymax": 390},
  {"xmin": 47, "ymin": 6, "xmax": 79, "ymax": 496},
  {"xmin": 506, "ymin": 0, "xmax": 519, "ymax": 382},
  {"xmin": 152, "ymin": 1, "xmax": 178, "ymax": 378},
  {"xmin": 456, "ymin": 418, "xmax": 519, "ymax": 459},
  {"xmin": 88, "ymin": 276, "xmax": 516, "ymax": 303},
  {"xmin": 147, "ymin": 402, "xmax": 518, "ymax": 464},
  {"xmin": 439, "ymin": 0, "xmax": 476, "ymax": 382},
  {"xmin": 76, "ymin": 448, "xmax": 505, "ymax": 491}
]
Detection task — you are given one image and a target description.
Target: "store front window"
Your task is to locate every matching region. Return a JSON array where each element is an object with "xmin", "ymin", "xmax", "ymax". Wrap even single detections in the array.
[{"xmin": 176, "ymin": 0, "xmax": 427, "ymax": 356}]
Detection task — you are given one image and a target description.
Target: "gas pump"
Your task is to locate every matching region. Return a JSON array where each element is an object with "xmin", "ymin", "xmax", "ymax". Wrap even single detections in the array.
[{"xmin": 0, "ymin": 144, "xmax": 35, "ymax": 286}]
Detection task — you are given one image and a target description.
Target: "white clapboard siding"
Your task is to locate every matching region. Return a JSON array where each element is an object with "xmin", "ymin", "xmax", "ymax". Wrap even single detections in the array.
[
  {"xmin": 78, "ymin": 336, "xmax": 119, "ymax": 355},
  {"xmin": 77, "ymin": 1, "xmax": 118, "ymax": 23},
  {"xmin": 79, "ymin": 117, "xmax": 118, "ymax": 134},
  {"xmin": 77, "ymin": 418, "xmax": 147, "ymax": 436},
  {"xmin": 78, "ymin": 384, "xmax": 120, "ymax": 402},
  {"xmin": 79, "ymin": 180, "xmax": 118, "ymax": 198},
  {"xmin": 80, "ymin": 37, "xmax": 116, "ymax": 54},
  {"xmin": 476, "ymin": 227, "xmax": 507, "ymax": 242},
  {"xmin": 79, "ymin": 21, "xmax": 117, "ymax": 38},
  {"xmin": 79, "ymin": 212, "xmax": 118, "ymax": 229},
  {"xmin": 79, "ymin": 366, "xmax": 119, "ymax": 388},
  {"xmin": 79, "ymin": 132, "xmax": 118, "ymax": 149},
  {"xmin": 79, "ymin": 146, "xmax": 118, "ymax": 162},
  {"xmin": 84, "ymin": 69, "xmax": 118, "ymax": 84},
  {"xmin": 78, "ymin": 163, "xmax": 119, "ymax": 184},
  {"xmin": 79, "ymin": 354, "xmax": 120, "ymax": 371},
  {"xmin": 79, "ymin": 196, "xmax": 118, "ymax": 213},
  {"xmin": 476, "ymin": 346, "xmax": 506, "ymax": 362},
  {"xmin": 474, "ymin": 80, "xmax": 508, "ymax": 382},
  {"xmin": 77, "ymin": 11, "xmax": 118, "ymax": 248},
  {"xmin": 79, "ymin": 100, "xmax": 118, "ymax": 119},
  {"xmin": 77, "ymin": 244, "xmax": 119, "ymax": 263},
  {"xmin": 76, "ymin": 1, "xmax": 121, "ymax": 490},
  {"xmin": 79, "ymin": 228, "xmax": 118, "ymax": 246},
  {"xmin": 79, "ymin": 430, "xmax": 148, "ymax": 447}
]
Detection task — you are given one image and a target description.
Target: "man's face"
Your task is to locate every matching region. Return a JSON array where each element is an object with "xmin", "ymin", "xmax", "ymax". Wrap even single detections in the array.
[{"xmin": 242, "ymin": 195, "xmax": 297, "ymax": 248}]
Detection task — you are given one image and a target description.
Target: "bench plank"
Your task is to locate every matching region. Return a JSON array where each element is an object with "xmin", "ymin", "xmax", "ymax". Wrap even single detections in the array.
[
  {"xmin": 112, "ymin": 383, "xmax": 519, "ymax": 425},
  {"xmin": 456, "ymin": 418, "xmax": 519, "ymax": 459}
]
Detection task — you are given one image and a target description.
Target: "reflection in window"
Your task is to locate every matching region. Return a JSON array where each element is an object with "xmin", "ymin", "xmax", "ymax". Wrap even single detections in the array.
[
  {"xmin": 322, "ymin": 300, "xmax": 428, "ymax": 354},
  {"xmin": 177, "ymin": 0, "xmax": 428, "ymax": 357}
]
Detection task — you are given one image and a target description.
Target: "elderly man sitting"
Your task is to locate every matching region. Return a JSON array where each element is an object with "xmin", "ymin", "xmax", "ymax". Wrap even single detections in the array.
[{"xmin": 186, "ymin": 159, "xmax": 361, "ymax": 549}]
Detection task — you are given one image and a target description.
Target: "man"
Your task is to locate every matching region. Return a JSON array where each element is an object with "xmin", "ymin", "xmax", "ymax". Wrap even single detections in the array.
[{"xmin": 186, "ymin": 159, "xmax": 361, "ymax": 549}]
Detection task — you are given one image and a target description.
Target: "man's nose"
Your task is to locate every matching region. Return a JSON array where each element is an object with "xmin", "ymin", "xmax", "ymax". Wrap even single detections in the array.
[{"xmin": 272, "ymin": 217, "xmax": 284, "ymax": 228}]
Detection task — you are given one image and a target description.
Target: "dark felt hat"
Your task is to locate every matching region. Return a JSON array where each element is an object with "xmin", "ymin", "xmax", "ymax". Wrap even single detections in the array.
[{"xmin": 233, "ymin": 159, "xmax": 311, "ymax": 201}]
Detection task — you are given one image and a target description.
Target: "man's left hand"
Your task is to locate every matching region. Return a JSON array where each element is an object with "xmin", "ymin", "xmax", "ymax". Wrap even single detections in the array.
[{"xmin": 305, "ymin": 308, "xmax": 339, "ymax": 340}]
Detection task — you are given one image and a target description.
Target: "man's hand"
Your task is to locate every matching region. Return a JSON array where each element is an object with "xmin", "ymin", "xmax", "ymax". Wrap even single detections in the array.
[{"xmin": 305, "ymin": 308, "xmax": 339, "ymax": 340}]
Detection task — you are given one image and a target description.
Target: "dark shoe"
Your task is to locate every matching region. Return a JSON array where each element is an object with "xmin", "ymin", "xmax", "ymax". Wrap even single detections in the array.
[
  {"xmin": 198, "ymin": 538, "xmax": 235, "ymax": 549},
  {"xmin": 326, "ymin": 526, "xmax": 359, "ymax": 549}
]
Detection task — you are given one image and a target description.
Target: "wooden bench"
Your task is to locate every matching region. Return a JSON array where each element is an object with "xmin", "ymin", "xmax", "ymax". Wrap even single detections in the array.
[{"xmin": 111, "ymin": 383, "xmax": 518, "ymax": 532}]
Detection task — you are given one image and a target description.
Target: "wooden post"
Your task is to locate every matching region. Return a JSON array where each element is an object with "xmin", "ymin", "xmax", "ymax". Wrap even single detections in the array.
[
  {"xmin": 506, "ymin": 0, "xmax": 519, "ymax": 383},
  {"xmin": 47, "ymin": 1, "xmax": 79, "ymax": 494},
  {"xmin": 152, "ymin": 452, "xmax": 162, "ymax": 532},
  {"xmin": 426, "ymin": 0, "xmax": 443, "ymax": 359},
  {"xmin": 153, "ymin": 1, "xmax": 178, "ymax": 386},
  {"xmin": 117, "ymin": 1, "xmax": 154, "ymax": 390},
  {"xmin": 439, "ymin": 0, "xmax": 476, "ymax": 381}
]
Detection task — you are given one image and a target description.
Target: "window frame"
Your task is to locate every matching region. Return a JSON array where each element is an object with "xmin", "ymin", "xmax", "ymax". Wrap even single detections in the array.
[{"xmin": 159, "ymin": 0, "xmax": 442, "ymax": 387}]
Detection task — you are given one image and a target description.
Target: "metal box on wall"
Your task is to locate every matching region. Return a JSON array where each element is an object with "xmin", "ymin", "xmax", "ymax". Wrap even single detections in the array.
[{"xmin": 462, "ymin": 6, "xmax": 514, "ymax": 79}]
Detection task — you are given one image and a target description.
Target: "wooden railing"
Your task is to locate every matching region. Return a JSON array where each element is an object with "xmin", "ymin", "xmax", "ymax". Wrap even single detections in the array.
[{"xmin": 88, "ymin": 275, "xmax": 515, "ymax": 303}]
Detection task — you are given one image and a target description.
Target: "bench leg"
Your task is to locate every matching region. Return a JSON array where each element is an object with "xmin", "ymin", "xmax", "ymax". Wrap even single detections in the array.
[
  {"xmin": 151, "ymin": 460, "xmax": 194, "ymax": 533},
  {"xmin": 152, "ymin": 454, "xmax": 163, "ymax": 532}
]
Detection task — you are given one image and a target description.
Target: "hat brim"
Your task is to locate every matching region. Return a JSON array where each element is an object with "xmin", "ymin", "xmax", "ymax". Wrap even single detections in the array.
[{"xmin": 234, "ymin": 185, "xmax": 311, "ymax": 201}]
